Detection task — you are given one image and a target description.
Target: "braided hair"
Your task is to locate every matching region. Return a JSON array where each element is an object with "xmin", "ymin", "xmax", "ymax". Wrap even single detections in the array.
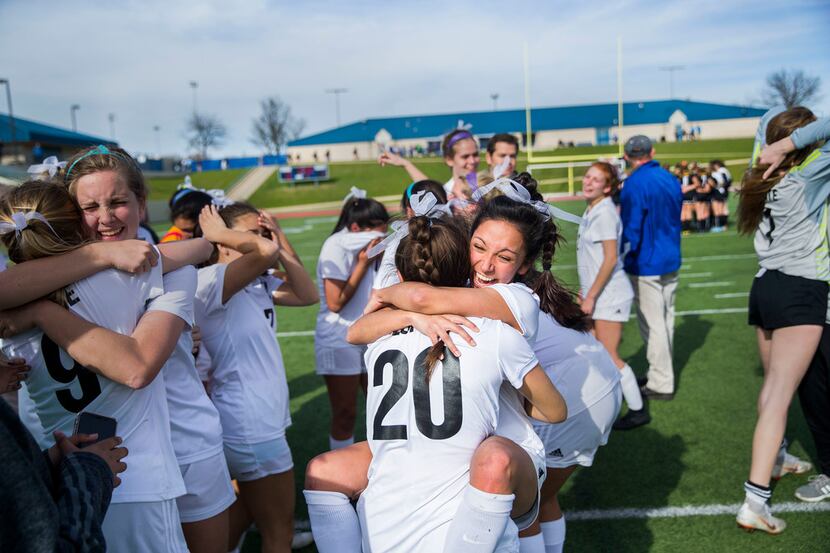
[{"xmin": 395, "ymin": 215, "xmax": 471, "ymax": 382}]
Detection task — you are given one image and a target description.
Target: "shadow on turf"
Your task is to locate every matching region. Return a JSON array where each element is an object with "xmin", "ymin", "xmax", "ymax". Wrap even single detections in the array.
[
  {"xmin": 563, "ymin": 428, "xmax": 687, "ymax": 552},
  {"xmin": 628, "ymin": 314, "xmax": 714, "ymax": 395}
]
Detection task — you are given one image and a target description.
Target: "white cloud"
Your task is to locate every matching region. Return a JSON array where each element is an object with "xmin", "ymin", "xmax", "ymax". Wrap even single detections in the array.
[{"xmin": 0, "ymin": 0, "xmax": 828, "ymax": 157}]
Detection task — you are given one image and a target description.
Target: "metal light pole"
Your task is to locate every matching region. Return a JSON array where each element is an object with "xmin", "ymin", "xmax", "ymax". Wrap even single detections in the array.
[
  {"xmin": 325, "ymin": 88, "xmax": 348, "ymax": 127},
  {"xmin": 659, "ymin": 65, "xmax": 685, "ymax": 99},
  {"xmin": 189, "ymin": 81, "xmax": 199, "ymax": 113},
  {"xmin": 490, "ymin": 93, "xmax": 499, "ymax": 111},
  {"xmin": 70, "ymin": 104, "xmax": 80, "ymax": 132},
  {"xmin": 0, "ymin": 78, "xmax": 16, "ymax": 162},
  {"xmin": 153, "ymin": 125, "xmax": 161, "ymax": 157},
  {"xmin": 108, "ymin": 113, "xmax": 116, "ymax": 140}
]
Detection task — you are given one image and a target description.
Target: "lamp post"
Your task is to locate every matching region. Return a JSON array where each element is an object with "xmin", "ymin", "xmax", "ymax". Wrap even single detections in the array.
[
  {"xmin": 108, "ymin": 113, "xmax": 116, "ymax": 140},
  {"xmin": 325, "ymin": 88, "xmax": 348, "ymax": 127},
  {"xmin": 153, "ymin": 125, "xmax": 161, "ymax": 158},
  {"xmin": 0, "ymin": 78, "xmax": 16, "ymax": 162},
  {"xmin": 659, "ymin": 65, "xmax": 685, "ymax": 99},
  {"xmin": 189, "ymin": 81, "xmax": 198, "ymax": 113},
  {"xmin": 490, "ymin": 93, "xmax": 499, "ymax": 111},
  {"xmin": 70, "ymin": 104, "xmax": 80, "ymax": 132}
]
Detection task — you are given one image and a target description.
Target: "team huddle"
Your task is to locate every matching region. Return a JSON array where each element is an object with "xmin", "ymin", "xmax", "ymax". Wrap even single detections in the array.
[{"xmin": 0, "ymin": 107, "xmax": 828, "ymax": 553}]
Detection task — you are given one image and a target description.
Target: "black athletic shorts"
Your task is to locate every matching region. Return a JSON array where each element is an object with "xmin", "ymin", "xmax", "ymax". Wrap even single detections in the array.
[
  {"xmin": 694, "ymin": 191, "xmax": 711, "ymax": 203},
  {"xmin": 682, "ymin": 191, "xmax": 696, "ymax": 203},
  {"xmin": 711, "ymin": 188, "xmax": 728, "ymax": 202},
  {"xmin": 748, "ymin": 269, "xmax": 828, "ymax": 330}
]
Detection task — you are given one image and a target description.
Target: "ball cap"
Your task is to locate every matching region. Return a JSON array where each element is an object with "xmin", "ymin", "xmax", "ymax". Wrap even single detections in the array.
[{"xmin": 624, "ymin": 135, "xmax": 653, "ymax": 158}]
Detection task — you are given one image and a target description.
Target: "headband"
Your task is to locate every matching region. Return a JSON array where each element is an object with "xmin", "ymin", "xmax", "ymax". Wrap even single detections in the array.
[
  {"xmin": 405, "ymin": 182, "xmax": 417, "ymax": 199},
  {"xmin": 173, "ymin": 178, "xmax": 234, "ymax": 208},
  {"xmin": 0, "ymin": 211, "xmax": 59, "ymax": 238},
  {"xmin": 367, "ymin": 190, "xmax": 451, "ymax": 258},
  {"xmin": 343, "ymin": 186, "xmax": 367, "ymax": 204},
  {"xmin": 472, "ymin": 177, "xmax": 583, "ymax": 225},
  {"xmin": 27, "ymin": 156, "xmax": 66, "ymax": 177},
  {"xmin": 64, "ymin": 145, "xmax": 133, "ymax": 181},
  {"xmin": 446, "ymin": 131, "xmax": 473, "ymax": 150}
]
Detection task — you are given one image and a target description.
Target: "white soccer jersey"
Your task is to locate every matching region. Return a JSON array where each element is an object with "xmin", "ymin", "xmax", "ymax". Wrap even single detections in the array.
[
  {"xmin": 315, "ymin": 229, "xmax": 385, "ymax": 349},
  {"xmin": 532, "ymin": 313, "xmax": 620, "ymax": 418},
  {"xmin": 358, "ymin": 318, "xmax": 538, "ymax": 553},
  {"xmin": 1, "ymin": 263, "xmax": 186, "ymax": 503},
  {"xmin": 150, "ymin": 266, "xmax": 224, "ymax": 465},
  {"xmin": 577, "ymin": 197, "xmax": 634, "ymax": 309},
  {"xmin": 195, "ymin": 264, "xmax": 291, "ymax": 444}
]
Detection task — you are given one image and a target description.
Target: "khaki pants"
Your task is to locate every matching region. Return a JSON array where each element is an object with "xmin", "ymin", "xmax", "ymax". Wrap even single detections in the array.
[{"xmin": 629, "ymin": 272, "xmax": 678, "ymax": 394}]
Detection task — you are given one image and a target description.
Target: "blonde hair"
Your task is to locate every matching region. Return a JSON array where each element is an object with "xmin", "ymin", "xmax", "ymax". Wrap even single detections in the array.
[
  {"xmin": 0, "ymin": 180, "xmax": 89, "ymax": 305},
  {"xmin": 63, "ymin": 145, "xmax": 148, "ymax": 205}
]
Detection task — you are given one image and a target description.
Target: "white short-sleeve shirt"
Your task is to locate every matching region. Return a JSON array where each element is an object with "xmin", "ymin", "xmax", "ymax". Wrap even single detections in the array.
[
  {"xmin": 359, "ymin": 318, "xmax": 536, "ymax": 552},
  {"xmin": 577, "ymin": 197, "xmax": 634, "ymax": 309}
]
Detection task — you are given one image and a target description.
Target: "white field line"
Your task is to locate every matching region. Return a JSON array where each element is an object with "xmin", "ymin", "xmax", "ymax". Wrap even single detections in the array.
[
  {"xmin": 567, "ymin": 501, "xmax": 830, "ymax": 521},
  {"xmin": 715, "ymin": 292, "xmax": 750, "ymax": 299},
  {"xmin": 679, "ymin": 272, "xmax": 713, "ymax": 279},
  {"xmin": 688, "ymin": 281, "xmax": 734, "ymax": 288},
  {"xmin": 275, "ymin": 308, "xmax": 748, "ymax": 338}
]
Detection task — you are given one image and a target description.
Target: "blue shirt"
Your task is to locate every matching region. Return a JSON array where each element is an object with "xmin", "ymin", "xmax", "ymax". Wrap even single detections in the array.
[{"xmin": 620, "ymin": 160, "xmax": 682, "ymax": 276}]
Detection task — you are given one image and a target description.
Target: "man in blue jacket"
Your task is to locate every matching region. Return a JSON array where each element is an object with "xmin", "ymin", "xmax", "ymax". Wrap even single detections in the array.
[{"xmin": 620, "ymin": 135, "xmax": 682, "ymax": 400}]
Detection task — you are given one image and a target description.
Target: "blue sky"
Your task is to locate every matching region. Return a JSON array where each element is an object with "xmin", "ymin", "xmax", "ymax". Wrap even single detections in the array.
[{"xmin": 1, "ymin": 0, "xmax": 828, "ymax": 157}]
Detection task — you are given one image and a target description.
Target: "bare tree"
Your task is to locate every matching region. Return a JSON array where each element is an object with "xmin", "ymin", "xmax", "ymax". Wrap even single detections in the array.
[
  {"xmin": 250, "ymin": 96, "xmax": 306, "ymax": 154},
  {"xmin": 186, "ymin": 112, "xmax": 227, "ymax": 159},
  {"xmin": 762, "ymin": 69, "xmax": 822, "ymax": 108}
]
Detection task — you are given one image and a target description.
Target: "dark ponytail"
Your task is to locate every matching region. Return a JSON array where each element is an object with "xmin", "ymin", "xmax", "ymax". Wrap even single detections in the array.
[
  {"xmin": 395, "ymin": 214, "xmax": 470, "ymax": 383},
  {"xmin": 332, "ymin": 197, "xmax": 389, "ymax": 234}
]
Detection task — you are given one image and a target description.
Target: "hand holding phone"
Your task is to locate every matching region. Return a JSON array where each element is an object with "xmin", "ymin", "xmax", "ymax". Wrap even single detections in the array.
[{"xmin": 73, "ymin": 412, "xmax": 117, "ymax": 448}]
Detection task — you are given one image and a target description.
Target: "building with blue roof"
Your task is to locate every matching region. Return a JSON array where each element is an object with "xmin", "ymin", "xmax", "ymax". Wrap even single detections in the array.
[
  {"xmin": 286, "ymin": 99, "xmax": 766, "ymax": 162},
  {"xmin": 0, "ymin": 114, "xmax": 115, "ymax": 166}
]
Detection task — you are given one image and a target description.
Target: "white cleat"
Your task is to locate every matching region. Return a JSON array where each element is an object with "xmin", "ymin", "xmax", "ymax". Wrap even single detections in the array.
[
  {"xmin": 736, "ymin": 500, "xmax": 786, "ymax": 534},
  {"xmin": 772, "ymin": 451, "xmax": 813, "ymax": 479}
]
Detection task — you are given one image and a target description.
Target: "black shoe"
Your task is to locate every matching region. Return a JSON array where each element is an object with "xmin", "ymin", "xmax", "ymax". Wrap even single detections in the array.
[
  {"xmin": 613, "ymin": 406, "xmax": 651, "ymax": 430},
  {"xmin": 636, "ymin": 376, "xmax": 648, "ymax": 387},
  {"xmin": 639, "ymin": 385, "xmax": 674, "ymax": 401}
]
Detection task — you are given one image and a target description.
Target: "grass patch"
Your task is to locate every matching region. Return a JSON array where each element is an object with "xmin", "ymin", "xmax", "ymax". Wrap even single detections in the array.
[{"xmin": 145, "ymin": 168, "xmax": 249, "ymax": 201}]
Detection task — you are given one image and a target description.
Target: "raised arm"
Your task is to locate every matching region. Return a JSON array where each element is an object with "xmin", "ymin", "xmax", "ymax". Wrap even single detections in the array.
[
  {"xmin": 324, "ymin": 240, "xmax": 378, "ymax": 313},
  {"xmin": 157, "ymin": 237, "xmax": 213, "ymax": 273},
  {"xmin": 0, "ymin": 240, "xmax": 158, "ymax": 311},
  {"xmin": 378, "ymin": 152, "xmax": 429, "ymax": 182},
  {"xmin": 258, "ymin": 212, "xmax": 318, "ymax": 307}
]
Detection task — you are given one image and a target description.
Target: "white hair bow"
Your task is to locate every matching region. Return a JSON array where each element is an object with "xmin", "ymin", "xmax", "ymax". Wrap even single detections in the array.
[
  {"xmin": 472, "ymin": 177, "xmax": 583, "ymax": 225},
  {"xmin": 367, "ymin": 190, "xmax": 450, "ymax": 258},
  {"xmin": 491, "ymin": 155, "xmax": 512, "ymax": 179},
  {"xmin": 343, "ymin": 186, "xmax": 367, "ymax": 204},
  {"xmin": 27, "ymin": 156, "xmax": 67, "ymax": 177},
  {"xmin": 206, "ymin": 189, "xmax": 234, "ymax": 208},
  {"xmin": 0, "ymin": 211, "xmax": 59, "ymax": 238}
]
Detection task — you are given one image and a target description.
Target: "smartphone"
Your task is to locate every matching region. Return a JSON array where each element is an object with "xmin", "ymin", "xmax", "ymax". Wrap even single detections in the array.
[{"xmin": 73, "ymin": 412, "xmax": 117, "ymax": 448}]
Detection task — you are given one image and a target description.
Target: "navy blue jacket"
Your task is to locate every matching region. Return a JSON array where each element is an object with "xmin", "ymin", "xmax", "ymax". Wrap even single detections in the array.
[{"xmin": 620, "ymin": 160, "xmax": 682, "ymax": 276}]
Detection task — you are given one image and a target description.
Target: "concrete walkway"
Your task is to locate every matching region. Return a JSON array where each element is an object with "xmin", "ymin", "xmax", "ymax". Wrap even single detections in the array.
[{"xmin": 226, "ymin": 166, "xmax": 278, "ymax": 201}]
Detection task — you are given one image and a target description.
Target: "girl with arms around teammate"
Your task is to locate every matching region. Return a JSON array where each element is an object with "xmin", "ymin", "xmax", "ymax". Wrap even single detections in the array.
[
  {"xmin": 195, "ymin": 201, "xmax": 318, "ymax": 553},
  {"xmin": 577, "ymin": 161, "xmax": 646, "ymax": 430},
  {"xmin": 315, "ymin": 190, "xmax": 388, "ymax": 451}
]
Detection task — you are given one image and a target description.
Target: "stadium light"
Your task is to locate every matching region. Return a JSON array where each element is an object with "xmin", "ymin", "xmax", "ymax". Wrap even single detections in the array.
[
  {"xmin": 70, "ymin": 104, "xmax": 80, "ymax": 132},
  {"xmin": 153, "ymin": 125, "xmax": 161, "ymax": 157},
  {"xmin": 490, "ymin": 93, "xmax": 499, "ymax": 111},
  {"xmin": 0, "ymin": 78, "xmax": 16, "ymax": 161},
  {"xmin": 108, "ymin": 113, "xmax": 116, "ymax": 140},
  {"xmin": 325, "ymin": 88, "xmax": 348, "ymax": 127},
  {"xmin": 659, "ymin": 65, "xmax": 685, "ymax": 99}
]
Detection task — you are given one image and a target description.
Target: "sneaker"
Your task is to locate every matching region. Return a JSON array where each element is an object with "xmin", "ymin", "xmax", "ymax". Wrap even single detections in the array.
[
  {"xmin": 613, "ymin": 406, "xmax": 651, "ymax": 430},
  {"xmin": 795, "ymin": 474, "xmax": 830, "ymax": 502},
  {"xmin": 292, "ymin": 530, "xmax": 315, "ymax": 549},
  {"xmin": 772, "ymin": 450, "xmax": 813, "ymax": 479},
  {"xmin": 736, "ymin": 500, "xmax": 786, "ymax": 534}
]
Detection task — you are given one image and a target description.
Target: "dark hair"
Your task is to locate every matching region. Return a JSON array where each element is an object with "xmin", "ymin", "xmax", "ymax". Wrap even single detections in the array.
[
  {"xmin": 738, "ymin": 107, "xmax": 818, "ymax": 234},
  {"xmin": 400, "ymin": 180, "xmax": 448, "ymax": 213},
  {"xmin": 169, "ymin": 188, "xmax": 214, "ymax": 225},
  {"xmin": 441, "ymin": 129, "xmax": 477, "ymax": 159},
  {"xmin": 471, "ymin": 192, "xmax": 591, "ymax": 332},
  {"xmin": 332, "ymin": 197, "xmax": 389, "ymax": 234},
  {"xmin": 196, "ymin": 201, "xmax": 262, "ymax": 265},
  {"xmin": 487, "ymin": 133, "xmax": 519, "ymax": 155},
  {"xmin": 395, "ymin": 215, "xmax": 471, "ymax": 382},
  {"xmin": 512, "ymin": 171, "xmax": 544, "ymax": 201}
]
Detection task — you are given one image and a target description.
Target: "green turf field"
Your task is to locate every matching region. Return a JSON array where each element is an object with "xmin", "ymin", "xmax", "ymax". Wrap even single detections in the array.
[
  {"xmin": 145, "ymin": 167, "xmax": 248, "ymax": 201},
  {"xmin": 248, "ymin": 138, "xmax": 755, "ymax": 208},
  {"xmin": 236, "ymin": 191, "xmax": 830, "ymax": 552}
]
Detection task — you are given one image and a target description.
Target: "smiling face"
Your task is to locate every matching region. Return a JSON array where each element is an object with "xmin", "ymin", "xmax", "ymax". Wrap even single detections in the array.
[
  {"xmin": 469, "ymin": 219, "xmax": 529, "ymax": 288},
  {"xmin": 582, "ymin": 166, "xmax": 611, "ymax": 205},
  {"xmin": 445, "ymin": 138, "xmax": 480, "ymax": 178},
  {"xmin": 74, "ymin": 170, "xmax": 144, "ymax": 241}
]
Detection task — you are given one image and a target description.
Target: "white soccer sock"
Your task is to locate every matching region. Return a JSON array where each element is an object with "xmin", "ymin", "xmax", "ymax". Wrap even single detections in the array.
[
  {"xmin": 619, "ymin": 364, "xmax": 644, "ymax": 411},
  {"xmin": 541, "ymin": 517, "xmax": 566, "ymax": 553},
  {"xmin": 329, "ymin": 435, "xmax": 354, "ymax": 451},
  {"xmin": 519, "ymin": 533, "xmax": 546, "ymax": 552},
  {"xmin": 303, "ymin": 490, "xmax": 362, "ymax": 553},
  {"xmin": 442, "ymin": 484, "xmax": 515, "ymax": 552}
]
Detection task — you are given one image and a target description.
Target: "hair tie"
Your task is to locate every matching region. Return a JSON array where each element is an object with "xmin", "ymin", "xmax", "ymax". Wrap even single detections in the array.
[
  {"xmin": 367, "ymin": 190, "xmax": 450, "ymax": 258},
  {"xmin": 472, "ymin": 177, "xmax": 583, "ymax": 225},
  {"xmin": 343, "ymin": 186, "xmax": 367, "ymax": 204},
  {"xmin": 206, "ymin": 189, "xmax": 234, "ymax": 208},
  {"xmin": 0, "ymin": 211, "xmax": 60, "ymax": 238},
  {"xmin": 27, "ymin": 156, "xmax": 66, "ymax": 177}
]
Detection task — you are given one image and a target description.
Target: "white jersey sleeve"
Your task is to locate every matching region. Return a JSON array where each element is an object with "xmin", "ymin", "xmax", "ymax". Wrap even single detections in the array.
[
  {"xmin": 195, "ymin": 263, "xmax": 227, "ymax": 317},
  {"xmin": 496, "ymin": 322, "xmax": 539, "ymax": 389},
  {"xmin": 490, "ymin": 283, "xmax": 541, "ymax": 346},
  {"xmin": 372, "ymin": 234, "xmax": 402, "ymax": 290},
  {"xmin": 147, "ymin": 266, "xmax": 197, "ymax": 329},
  {"xmin": 318, "ymin": 232, "xmax": 354, "ymax": 281}
]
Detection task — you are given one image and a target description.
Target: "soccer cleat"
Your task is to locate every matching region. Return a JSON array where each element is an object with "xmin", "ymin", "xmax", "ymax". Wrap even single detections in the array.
[
  {"xmin": 794, "ymin": 474, "xmax": 830, "ymax": 502},
  {"xmin": 639, "ymin": 385, "xmax": 674, "ymax": 401},
  {"xmin": 291, "ymin": 531, "xmax": 315, "ymax": 549},
  {"xmin": 613, "ymin": 406, "xmax": 651, "ymax": 430},
  {"xmin": 736, "ymin": 500, "xmax": 786, "ymax": 534},
  {"xmin": 772, "ymin": 450, "xmax": 813, "ymax": 479}
]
